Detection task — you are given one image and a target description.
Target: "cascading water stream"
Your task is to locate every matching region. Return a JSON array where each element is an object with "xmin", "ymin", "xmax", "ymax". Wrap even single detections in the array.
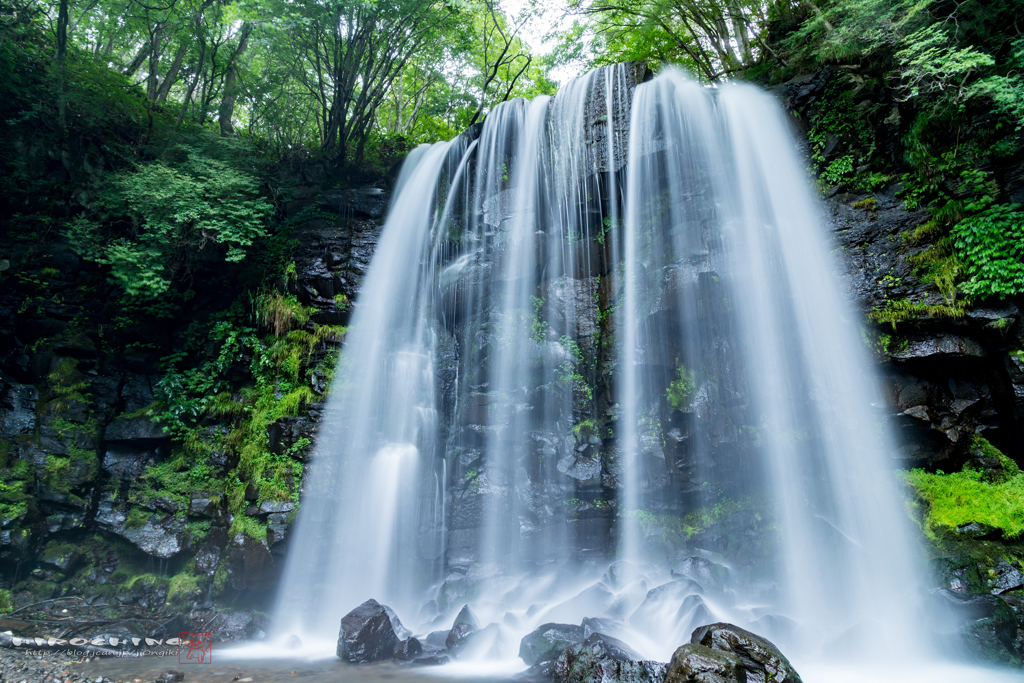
[
  {"xmin": 619, "ymin": 69, "xmax": 926, "ymax": 660},
  {"xmin": 254, "ymin": 64, "xmax": 1019, "ymax": 681}
]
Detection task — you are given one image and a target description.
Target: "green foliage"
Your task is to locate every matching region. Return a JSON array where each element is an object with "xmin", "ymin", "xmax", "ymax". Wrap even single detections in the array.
[
  {"xmin": 904, "ymin": 465, "xmax": 1024, "ymax": 539},
  {"xmin": 952, "ymin": 204, "xmax": 1024, "ymax": 299},
  {"xmin": 629, "ymin": 497, "xmax": 756, "ymax": 541},
  {"xmin": 556, "ymin": 335, "xmax": 592, "ymax": 401},
  {"xmin": 124, "ymin": 507, "xmax": 153, "ymax": 530},
  {"xmin": 156, "ymin": 320, "xmax": 254, "ymax": 438},
  {"xmin": 531, "ymin": 296, "xmax": 549, "ymax": 343},
  {"xmin": 666, "ymin": 363, "xmax": 695, "ymax": 412},
  {"xmin": 894, "ymin": 24, "xmax": 995, "ymax": 102},
  {"xmin": 869, "ymin": 298, "xmax": 968, "ymax": 328},
  {"xmin": 69, "ymin": 140, "xmax": 272, "ymax": 302},
  {"xmin": 0, "ymin": 588, "xmax": 12, "ymax": 613},
  {"xmin": 167, "ymin": 567, "xmax": 203, "ymax": 608}
]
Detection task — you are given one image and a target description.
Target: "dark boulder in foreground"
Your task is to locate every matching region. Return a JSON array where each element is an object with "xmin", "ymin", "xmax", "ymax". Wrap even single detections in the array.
[
  {"xmin": 336, "ymin": 599, "xmax": 407, "ymax": 663},
  {"xmin": 393, "ymin": 637, "xmax": 423, "ymax": 660},
  {"xmin": 519, "ymin": 623, "xmax": 586, "ymax": 666},
  {"xmin": 667, "ymin": 623, "xmax": 802, "ymax": 683},
  {"xmin": 665, "ymin": 644, "xmax": 745, "ymax": 683},
  {"xmin": 446, "ymin": 604, "xmax": 480, "ymax": 650},
  {"xmin": 554, "ymin": 633, "xmax": 666, "ymax": 683}
]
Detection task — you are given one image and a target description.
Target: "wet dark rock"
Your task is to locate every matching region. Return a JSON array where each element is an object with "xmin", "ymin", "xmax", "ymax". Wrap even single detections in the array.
[
  {"xmin": 519, "ymin": 622, "xmax": 586, "ymax": 666},
  {"xmin": 630, "ymin": 580, "xmax": 703, "ymax": 626},
  {"xmin": 424, "ymin": 630, "xmax": 449, "ymax": 649},
  {"xmin": 670, "ymin": 557, "xmax": 728, "ymax": 593},
  {"xmin": 321, "ymin": 188, "xmax": 389, "ymax": 219},
  {"xmin": 445, "ymin": 604, "xmax": 479, "ymax": 649},
  {"xmin": 931, "ymin": 589, "xmax": 1021, "ymax": 665},
  {"xmin": 189, "ymin": 490, "xmax": 222, "ymax": 517},
  {"xmin": 988, "ymin": 560, "xmax": 1024, "ymax": 595},
  {"xmin": 336, "ymin": 599, "xmax": 407, "ymax": 663},
  {"xmin": 102, "ymin": 443, "xmax": 163, "ymax": 480},
  {"xmin": 890, "ymin": 334, "xmax": 985, "ymax": 361},
  {"xmin": 955, "ymin": 522, "xmax": 999, "ymax": 540},
  {"xmin": 393, "ymin": 637, "xmax": 423, "ymax": 660},
  {"xmin": 665, "ymin": 643, "xmax": 745, "ymax": 683},
  {"xmin": 579, "ymin": 633, "xmax": 642, "ymax": 661},
  {"xmin": 581, "ymin": 617, "xmax": 632, "ymax": 641},
  {"xmin": 0, "ymin": 374, "xmax": 37, "ymax": 437},
  {"xmin": 155, "ymin": 670, "xmax": 184, "ymax": 683},
  {"xmin": 554, "ymin": 634, "xmax": 666, "ymax": 683},
  {"xmin": 227, "ymin": 533, "xmax": 277, "ymax": 591},
  {"xmin": 104, "ymin": 415, "xmax": 166, "ymax": 441},
  {"xmin": 689, "ymin": 623, "xmax": 802, "ymax": 683}
]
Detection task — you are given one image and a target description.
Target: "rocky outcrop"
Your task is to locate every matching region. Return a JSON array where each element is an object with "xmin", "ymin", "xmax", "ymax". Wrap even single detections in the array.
[
  {"xmin": 664, "ymin": 623, "xmax": 802, "ymax": 683},
  {"xmin": 554, "ymin": 633, "xmax": 666, "ymax": 683},
  {"xmin": 336, "ymin": 599, "xmax": 408, "ymax": 663},
  {"xmin": 665, "ymin": 645, "xmax": 746, "ymax": 683},
  {"xmin": 520, "ymin": 623, "xmax": 586, "ymax": 666},
  {"xmin": 689, "ymin": 623, "xmax": 802, "ymax": 683}
]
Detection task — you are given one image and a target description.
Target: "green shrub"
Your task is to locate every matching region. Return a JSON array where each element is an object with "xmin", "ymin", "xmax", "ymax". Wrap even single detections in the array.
[
  {"xmin": 0, "ymin": 588, "xmax": 13, "ymax": 613},
  {"xmin": 68, "ymin": 141, "xmax": 272, "ymax": 302},
  {"xmin": 952, "ymin": 203, "xmax": 1024, "ymax": 298},
  {"xmin": 666, "ymin": 363, "xmax": 696, "ymax": 411}
]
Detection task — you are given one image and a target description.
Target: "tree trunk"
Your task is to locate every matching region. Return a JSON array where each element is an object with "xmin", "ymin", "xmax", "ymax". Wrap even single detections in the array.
[
  {"xmin": 56, "ymin": 0, "xmax": 69, "ymax": 67},
  {"xmin": 156, "ymin": 40, "xmax": 189, "ymax": 103},
  {"xmin": 146, "ymin": 23, "xmax": 164, "ymax": 101},
  {"xmin": 217, "ymin": 22, "xmax": 252, "ymax": 136}
]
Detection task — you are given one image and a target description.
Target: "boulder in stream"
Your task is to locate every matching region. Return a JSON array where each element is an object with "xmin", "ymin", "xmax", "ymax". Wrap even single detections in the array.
[
  {"xmin": 445, "ymin": 604, "xmax": 479, "ymax": 650},
  {"xmin": 554, "ymin": 632, "xmax": 666, "ymax": 683},
  {"xmin": 393, "ymin": 637, "xmax": 423, "ymax": 660},
  {"xmin": 664, "ymin": 644, "xmax": 745, "ymax": 683},
  {"xmin": 519, "ymin": 623, "xmax": 586, "ymax": 666},
  {"xmin": 336, "ymin": 599, "xmax": 407, "ymax": 663},
  {"xmin": 678, "ymin": 623, "xmax": 803, "ymax": 683}
]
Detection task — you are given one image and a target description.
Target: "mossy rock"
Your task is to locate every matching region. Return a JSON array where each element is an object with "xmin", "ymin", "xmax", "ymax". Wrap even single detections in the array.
[{"xmin": 969, "ymin": 435, "xmax": 1021, "ymax": 485}]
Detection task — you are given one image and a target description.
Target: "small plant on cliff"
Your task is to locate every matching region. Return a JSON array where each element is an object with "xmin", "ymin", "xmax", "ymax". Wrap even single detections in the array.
[{"xmin": 666, "ymin": 363, "xmax": 696, "ymax": 412}]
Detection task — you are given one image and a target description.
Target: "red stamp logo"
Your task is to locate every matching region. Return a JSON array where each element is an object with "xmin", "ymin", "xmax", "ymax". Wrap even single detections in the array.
[{"xmin": 179, "ymin": 631, "xmax": 212, "ymax": 664}]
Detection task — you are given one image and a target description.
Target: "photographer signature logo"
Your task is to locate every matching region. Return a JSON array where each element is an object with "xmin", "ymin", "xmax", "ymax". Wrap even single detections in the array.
[{"xmin": 179, "ymin": 631, "xmax": 212, "ymax": 664}]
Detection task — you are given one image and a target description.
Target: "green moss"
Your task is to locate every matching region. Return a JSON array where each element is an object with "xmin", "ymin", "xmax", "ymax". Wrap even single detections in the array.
[
  {"xmin": 0, "ymin": 588, "xmax": 12, "ymax": 613},
  {"xmin": 212, "ymin": 563, "xmax": 229, "ymax": 596},
  {"xmin": 852, "ymin": 197, "xmax": 878, "ymax": 211},
  {"xmin": 42, "ymin": 455, "xmax": 72, "ymax": 493},
  {"xmin": 124, "ymin": 507, "xmax": 153, "ymax": 529},
  {"xmin": 167, "ymin": 567, "xmax": 203, "ymax": 608},
  {"xmin": 869, "ymin": 298, "xmax": 968, "ymax": 329},
  {"xmin": 970, "ymin": 434, "xmax": 1021, "ymax": 484},
  {"xmin": 903, "ymin": 220, "xmax": 945, "ymax": 246},
  {"xmin": 666, "ymin": 363, "xmax": 696, "ymax": 412},
  {"xmin": 903, "ymin": 465, "xmax": 1024, "ymax": 539},
  {"xmin": 630, "ymin": 497, "xmax": 756, "ymax": 541},
  {"xmin": 41, "ymin": 541, "xmax": 77, "ymax": 562},
  {"xmin": 43, "ymin": 358, "xmax": 91, "ymax": 411},
  {"xmin": 230, "ymin": 514, "xmax": 268, "ymax": 541},
  {"xmin": 123, "ymin": 572, "xmax": 167, "ymax": 591}
]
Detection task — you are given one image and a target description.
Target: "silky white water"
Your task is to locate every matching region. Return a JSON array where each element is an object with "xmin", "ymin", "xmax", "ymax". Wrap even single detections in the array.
[{"xmin": 261, "ymin": 66, "xmax": 1008, "ymax": 680}]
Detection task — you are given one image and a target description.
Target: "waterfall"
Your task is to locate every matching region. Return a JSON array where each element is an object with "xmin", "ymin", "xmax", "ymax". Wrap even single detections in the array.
[
  {"xmin": 266, "ymin": 64, "xmax": 952, "ymax": 671},
  {"xmin": 619, "ymin": 69, "xmax": 925, "ymax": 659}
]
